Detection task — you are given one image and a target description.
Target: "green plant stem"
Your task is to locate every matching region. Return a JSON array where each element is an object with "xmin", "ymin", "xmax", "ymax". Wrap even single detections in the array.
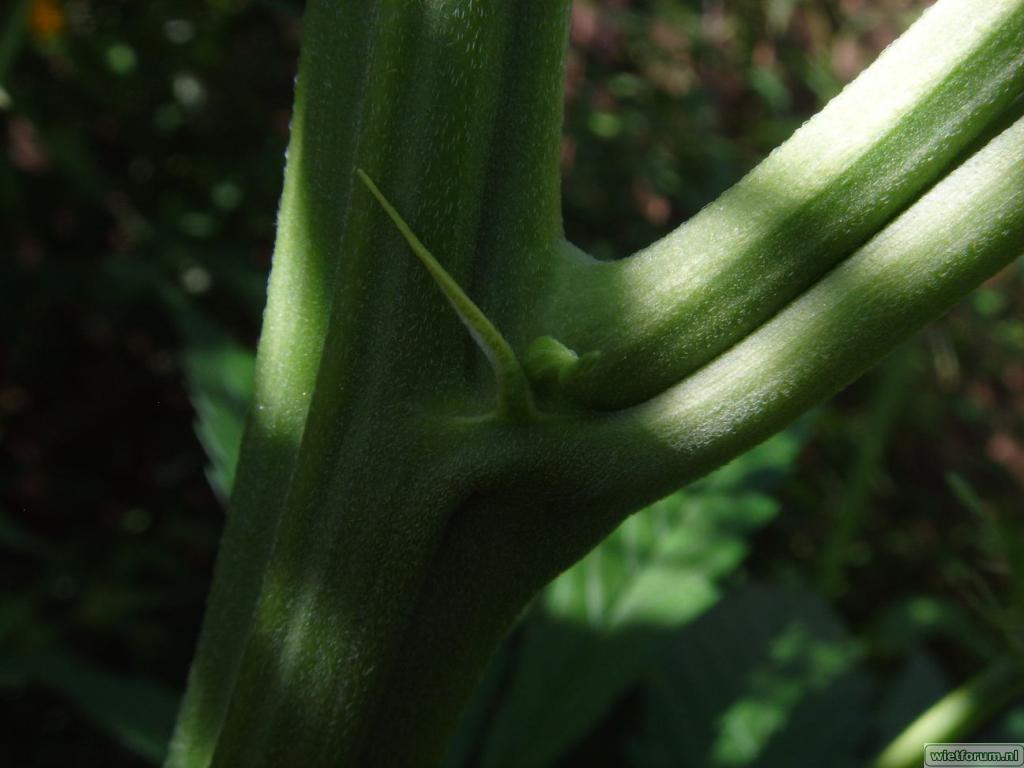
[
  {"xmin": 874, "ymin": 655, "xmax": 1024, "ymax": 768},
  {"xmin": 169, "ymin": 2, "xmax": 571, "ymax": 766},
  {"xmin": 166, "ymin": 4, "xmax": 381, "ymax": 765},
  {"xmin": 167, "ymin": 1, "xmax": 1024, "ymax": 766}
]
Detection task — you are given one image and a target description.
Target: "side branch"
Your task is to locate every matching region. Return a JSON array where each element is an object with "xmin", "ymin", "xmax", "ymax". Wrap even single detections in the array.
[
  {"xmin": 567, "ymin": 112, "xmax": 1024, "ymax": 514},
  {"xmin": 537, "ymin": 0, "xmax": 1024, "ymax": 409}
]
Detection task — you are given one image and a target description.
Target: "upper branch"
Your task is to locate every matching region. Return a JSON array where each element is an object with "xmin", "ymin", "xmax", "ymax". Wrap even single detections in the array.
[
  {"xmin": 534, "ymin": 0, "xmax": 1024, "ymax": 410},
  {"xmin": 557, "ymin": 110, "xmax": 1024, "ymax": 515}
]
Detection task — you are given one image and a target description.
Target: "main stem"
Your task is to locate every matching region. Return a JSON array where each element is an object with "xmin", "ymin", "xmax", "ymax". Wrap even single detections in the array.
[{"xmin": 168, "ymin": 2, "xmax": 572, "ymax": 766}]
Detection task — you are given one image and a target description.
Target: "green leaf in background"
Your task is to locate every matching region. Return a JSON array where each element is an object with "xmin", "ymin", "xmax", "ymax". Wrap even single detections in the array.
[
  {"xmin": 175, "ymin": 306, "xmax": 255, "ymax": 504},
  {"xmin": 2, "ymin": 653, "xmax": 179, "ymax": 764},
  {"xmin": 476, "ymin": 428, "xmax": 806, "ymax": 768},
  {"xmin": 441, "ymin": 641, "xmax": 516, "ymax": 768},
  {"xmin": 983, "ymin": 702, "xmax": 1024, "ymax": 743},
  {"xmin": 629, "ymin": 584, "xmax": 870, "ymax": 768},
  {"xmin": 870, "ymin": 596, "xmax": 996, "ymax": 668}
]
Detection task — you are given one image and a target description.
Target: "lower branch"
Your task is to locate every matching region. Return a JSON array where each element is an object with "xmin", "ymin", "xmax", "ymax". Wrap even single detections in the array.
[{"xmin": 875, "ymin": 655, "xmax": 1024, "ymax": 768}]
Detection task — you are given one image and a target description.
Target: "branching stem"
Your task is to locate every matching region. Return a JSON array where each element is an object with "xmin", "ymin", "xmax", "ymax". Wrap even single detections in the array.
[{"xmin": 167, "ymin": 2, "xmax": 1024, "ymax": 766}]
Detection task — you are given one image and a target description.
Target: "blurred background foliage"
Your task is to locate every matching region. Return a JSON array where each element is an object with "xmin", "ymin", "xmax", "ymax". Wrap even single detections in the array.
[{"xmin": 2, "ymin": 0, "xmax": 1023, "ymax": 765}]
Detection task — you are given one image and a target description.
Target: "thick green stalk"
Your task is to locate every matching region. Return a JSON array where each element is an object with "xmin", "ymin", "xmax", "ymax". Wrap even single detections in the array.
[
  {"xmin": 168, "ymin": 1, "xmax": 1024, "ymax": 766},
  {"xmin": 166, "ymin": 4, "xmax": 378, "ymax": 765},
  {"xmin": 170, "ymin": 2, "xmax": 571, "ymax": 766}
]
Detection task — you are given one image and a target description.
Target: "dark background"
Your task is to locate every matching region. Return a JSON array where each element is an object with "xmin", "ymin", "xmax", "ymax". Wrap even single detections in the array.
[{"xmin": 2, "ymin": 1, "xmax": 1023, "ymax": 766}]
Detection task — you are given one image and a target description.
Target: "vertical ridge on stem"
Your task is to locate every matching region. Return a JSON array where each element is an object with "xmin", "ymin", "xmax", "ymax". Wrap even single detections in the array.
[{"xmin": 166, "ymin": 3, "xmax": 382, "ymax": 766}]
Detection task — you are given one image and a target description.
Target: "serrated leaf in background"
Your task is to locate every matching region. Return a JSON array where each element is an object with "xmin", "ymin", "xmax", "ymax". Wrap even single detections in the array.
[
  {"xmin": 477, "ymin": 429, "xmax": 806, "ymax": 768},
  {"xmin": 175, "ymin": 306, "xmax": 254, "ymax": 504},
  {"xmin": 3, "ymin": 652, "xmax": 179, "ymax": 764},
  {"xmin": 628, "ymin": 584, "xmax": 869, "ymax": 768}
]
